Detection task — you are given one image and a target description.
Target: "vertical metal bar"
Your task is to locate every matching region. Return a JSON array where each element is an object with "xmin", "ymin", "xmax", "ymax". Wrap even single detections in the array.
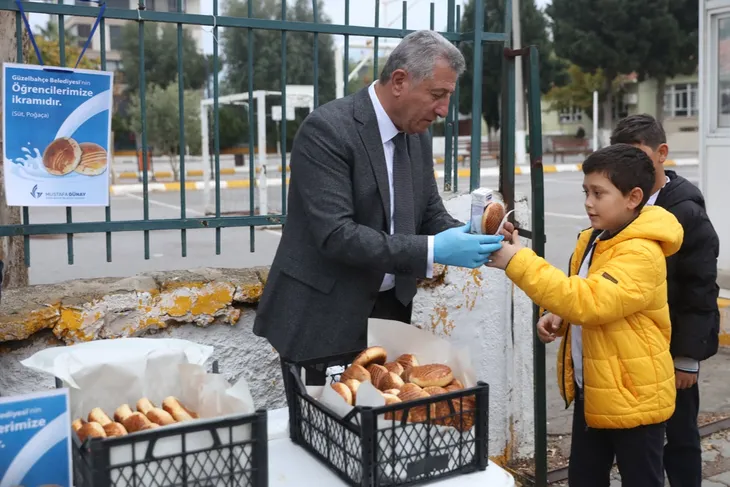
[
  {"xmin": 453, "ymin": 3, "xmax": 461, "ymax": 193},
  {"xmin": 16, "ymin": 13, "xmax": 30, "ymax": 268},
  {"xmin": 100, "ymin": 14, "xmax": 112, "ymax": 262},
  {"xmin": 214, "ymin": 0, "xmax": 222, "ymax": 254},
  {"xmin": 443, "ymin": 0, "xmax": 455, "ymax": 193},
  {"xmin": 176, "ymin": 0, "xmax": 187, "ymax": 257},
  {"xmin": 281, "ymin": 0, "xmax": 288, "ymax": 216},
  {"xmin": 312, "ymin": 0, "xmax": 319, "ymax": 108},
  {"xmin": 247, "ymin": 0, "xmax": 256, "ymax": 252},
  {"xmin": 500, "ymin": 1, "xmax": 515, "ymax": 212},
  {"xmin": 427, "ymin": 3, "xmax": 434, "ymax": 141},
  {"xmin": 469, "ymin": 0, "xmax": 484, "ymax": 192},
  {"xmin": 401, "ymin": 1, "xmax": 407, "ymax": 31},
  {"xmin": 344, "ymin": 0, "xmax": 349, "ymax": 96},
  {"xmin": 527, "ymin": 45, "xmax": 547, "ymax": 487},
  {"xmin": 373, "ymin": 0, "xmax": 380, "ymax": 82},
  {"xmin": 58, "ymin": 0, "xmax": 74, "ymax": 265},
  {"xmin": 138, "ymin": 0, "xmax": 150, "ymax": 260}
]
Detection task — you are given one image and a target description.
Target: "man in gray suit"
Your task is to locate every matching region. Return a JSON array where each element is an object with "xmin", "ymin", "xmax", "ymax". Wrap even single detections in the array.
[{"xmin": 253, "ymin": 30, "xmax": 503, "ymax": 363}]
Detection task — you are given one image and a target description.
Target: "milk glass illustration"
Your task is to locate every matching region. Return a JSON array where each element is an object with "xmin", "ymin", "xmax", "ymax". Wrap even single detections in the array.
[{"xmin": 2, "ymin": 63, "xmax": 114, "ymax": 206}]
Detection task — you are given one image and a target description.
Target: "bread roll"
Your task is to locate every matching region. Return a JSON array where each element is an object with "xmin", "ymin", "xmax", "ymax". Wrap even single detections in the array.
[
  {"xmin": 114, "ymin": 404, "xmax": 134, "ymax": 423},
  {"xmin": 399, "ymin": 383, "xmax": 423, "ymax": 397},
  {"xmin": 352, "ymin": 346, "xmax": 387, "ymax": 368},
  {"xmin": 71, "ymin": 418, "xmax": 85, "ymax": 433},
  {"xmin": 75, "ymin": 142, "xmax": 108, "ymax": 176},
  {"xmin": 383, "ymin": 389, "xmax": 402, "ymax": 396},
  {"xmin": 88, "ymin": 407, "xmax": 112, "ymax": 426},
  {"xmin": 384, "ymin": 361, "xmax": 405, "ymax": 378},
  {"xmin": 140, "ymin": 422, "xmax": 161, "ymax": 431},
  {"xmin": 342, "ymin": 379, "xmax": 361, "ymax": 403},
  {"xmin": 481, "ymin": 201, "xmax": 506, "ymax": 235},
  {"xmin": 409, "ymin": 364, "xmax": 454, "ymax": 388},
  {"xmin": 424, "ymin": 386, "xmax": 452, "ymax": 426},
  {"xmin": 451, "ymin": 394, "xmax": 477, "ymax": 432},
  {"xmin": 397, "ymin": 386, "xmax": 434, "ymax": 423},
  {"xmin": 445, "ymin": 379, "xmax": 465, "ymax": 391},
  {"xmin": 395, "ymin": 354, "xmax": 419, "ymax": 370},
  {"xmin": 122, "ymin": 412, "xmax": 153, "ymax": 433},
  {"xmin": 136, "ymin": 398, "xmax": 155, "ymax": 414},
  {"xmin": 340, "ymin": 364, "xmax": 371, "ymax": 383},
  {"xmin": 379, "ymin": 371, "xmax": 405, "ymax": 391},
  {"xmin": 103, "ymin": 422, "xmax": 128, "ymax": 438},
  {"xmin": 77, "ymin": 422, "xmax": 106, "ymax": 442},
  {"xmin": 162, "ymin": 397, "xmax": 195, "ymax": 422},
  {"xmin": 367, "ymin": 364, "xmax": 389, "ymax": 389},
  {"xmin": 381, "ymin": 393, "xmax": 402, "ymax": 421},
  {"xmin": 147, "ymin": 407, "xmax": 176, "ymax": 426},
  {"xmin": 42, "ymin": 137, "xmax": 82, "ymax": 176},
  {"xmin": 331, "ymin": 382, "xmax": 353, "ymax": 405}
]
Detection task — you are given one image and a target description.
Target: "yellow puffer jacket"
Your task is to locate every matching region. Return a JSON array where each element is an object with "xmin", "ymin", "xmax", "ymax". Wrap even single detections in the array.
[{"xmin": 506, "ymin": 205, "xmax": 684, "ymax": 429}]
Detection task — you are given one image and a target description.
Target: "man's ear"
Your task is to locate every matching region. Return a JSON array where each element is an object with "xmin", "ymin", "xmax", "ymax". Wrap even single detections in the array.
[
  {"xmin": 656, "ymin": 143, "xmax": 669, "ymax": 164},
  {"xmin": 390, "ymin": 69, "xmax": 408, "ymax": 97}
]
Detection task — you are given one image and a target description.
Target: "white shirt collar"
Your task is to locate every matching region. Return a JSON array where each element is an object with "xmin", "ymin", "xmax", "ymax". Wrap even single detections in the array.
[
  {"xmin": 368, "ymin": 81, "xmax": 399, "ymax": 144},
  {"xmin": 647, "ymin": 175, "xmax": 671, "ymax": 206}
]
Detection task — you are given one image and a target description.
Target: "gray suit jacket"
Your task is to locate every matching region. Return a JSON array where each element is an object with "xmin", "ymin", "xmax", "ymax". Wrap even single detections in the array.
[{"xmin": 252, "ymin": 87, "xmax": 461, "ymax": 361}]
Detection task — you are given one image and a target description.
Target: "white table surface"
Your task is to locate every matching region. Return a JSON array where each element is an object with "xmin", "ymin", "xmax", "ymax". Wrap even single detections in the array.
[{"xmin": 266, "ymin": 408, "xmax": 516, "ymax": 487}]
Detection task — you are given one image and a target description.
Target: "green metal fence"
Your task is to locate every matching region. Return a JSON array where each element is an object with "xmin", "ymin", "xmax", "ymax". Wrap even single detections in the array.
[{"xmin": 0, "ymin": 0, "xmax": 547, "ymax": 484}]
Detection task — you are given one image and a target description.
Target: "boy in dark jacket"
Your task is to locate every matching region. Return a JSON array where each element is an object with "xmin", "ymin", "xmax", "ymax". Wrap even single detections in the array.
[{"xmin": 611, "ymin": 114, "xmax": 720, "ymax": 487}]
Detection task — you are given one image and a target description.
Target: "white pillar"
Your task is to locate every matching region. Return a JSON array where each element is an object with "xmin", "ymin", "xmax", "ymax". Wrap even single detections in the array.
[
  {"xmin": 335, "ymin": 45, "xmax": 344, "ymax": 99},
  {"xmin": 513, "ymin": 0, "xmax": 527, "ymax": 166},
  {"xmin": 256, "ymin": 91, "xmax": 268, "ymax": 215},
  {"xmin": 592, "ymin": 90, "xmax": 599, "ymax": 151},
  {"xmin": 201, "ymin": 101, "xmax": 211, "ymax": 215}
]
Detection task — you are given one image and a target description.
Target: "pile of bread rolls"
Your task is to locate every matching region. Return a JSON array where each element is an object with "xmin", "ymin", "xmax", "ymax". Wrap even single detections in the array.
[
  {"xmin": 72, "ymin": 396, "xmax": 199, "ymax": 442},
  {"xmin": 330, "ymin": 346, "xmax": 475, "ymax": 432}
]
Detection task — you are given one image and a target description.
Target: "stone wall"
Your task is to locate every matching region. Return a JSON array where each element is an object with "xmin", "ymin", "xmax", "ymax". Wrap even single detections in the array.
[{"xmin": 0, "ymin": 192, "xmax": 537, "ymax": 464}]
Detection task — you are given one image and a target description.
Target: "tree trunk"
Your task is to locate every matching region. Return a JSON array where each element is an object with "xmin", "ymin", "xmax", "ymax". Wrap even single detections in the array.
[
  {"xmin": 0, "ymin": 11, "xmax": 30, "ymax": 289},
  {"xmin": 655, "ymin": 77, "xmax": 667, "ymax": 124}
]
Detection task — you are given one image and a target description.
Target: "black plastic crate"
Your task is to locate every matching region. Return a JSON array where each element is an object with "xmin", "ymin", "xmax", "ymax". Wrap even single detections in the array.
[
  {"xmin": 55, "ymin": 363, "xmax": 268, "ymax": 487},
  {"xmin": 282, "ymin": 350, "xmax": 489, "ymax": 487}
]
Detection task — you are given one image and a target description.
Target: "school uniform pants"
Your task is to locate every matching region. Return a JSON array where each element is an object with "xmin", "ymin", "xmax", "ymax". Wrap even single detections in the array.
[
  {"xmin": 568, "ymin": 386, "xmax": 666, "ymax": 487},
  {"xmin": 664, "ymin": 383, "xmax": 702, "ymax": 487}
]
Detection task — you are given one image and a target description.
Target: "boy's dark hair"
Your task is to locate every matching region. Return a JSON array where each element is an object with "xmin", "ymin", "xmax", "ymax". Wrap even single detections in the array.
[
  {"xmin": 610, "ymin": 114, "xmax": 667, "ymax": 149},
  {"xmin": 583, "ymin": 143, "xmax": 656, "ymax": 208}
]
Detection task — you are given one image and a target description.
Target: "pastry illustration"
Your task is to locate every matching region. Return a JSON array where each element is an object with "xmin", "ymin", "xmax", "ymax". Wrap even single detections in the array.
[
  {"xmin": 75, "ymin": 142, "xmax": 108, "ymax": 176},
  {"xmin": 42, "ymin": 137, "xmax": 82, "ymax": 176},
  {"xmin": 481, "ymin": 201, "xmax": 506, "ymax": 235}
]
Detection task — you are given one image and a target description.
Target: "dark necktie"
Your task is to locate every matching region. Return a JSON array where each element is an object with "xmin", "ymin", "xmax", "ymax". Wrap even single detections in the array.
[{"xmin": 392, "ymin": 132, "xmax": 416, "ymax": 306}]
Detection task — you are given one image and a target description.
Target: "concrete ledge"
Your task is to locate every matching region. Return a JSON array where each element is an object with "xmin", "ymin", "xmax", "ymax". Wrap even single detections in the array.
[{"xmin": 0, "ymin": 267, "xmax": 269, "ymax": 345}]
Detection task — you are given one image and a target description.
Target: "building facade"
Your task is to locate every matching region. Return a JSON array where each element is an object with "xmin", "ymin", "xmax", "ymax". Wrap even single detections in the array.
[{"xmin": 64, "ymin": 0, "xmax": 202, "ymax": 74}]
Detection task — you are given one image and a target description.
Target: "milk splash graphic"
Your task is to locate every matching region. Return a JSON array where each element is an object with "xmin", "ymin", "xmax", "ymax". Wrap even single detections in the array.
[{"xmin": 6, "ymin": 90, "xmax": 112, "ymax": 183}]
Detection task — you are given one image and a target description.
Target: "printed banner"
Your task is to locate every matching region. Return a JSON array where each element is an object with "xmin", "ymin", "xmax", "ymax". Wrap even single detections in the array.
[
  {"xmin": 2, "ymin": 63, "xmax": 114, "ymax": 206},
  {"xmin": 0, "ymin": 388, "xmax": 72, "ymax": 487}
]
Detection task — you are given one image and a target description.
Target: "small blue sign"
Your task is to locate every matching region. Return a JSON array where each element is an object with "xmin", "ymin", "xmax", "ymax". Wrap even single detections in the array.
[
  {"xmin": 0, "ymin": 388, "xmax": 72, "ymax": 487},
  {"xmin": 2, "ymin": 62, "xmax": 114, "ymax": 207}
]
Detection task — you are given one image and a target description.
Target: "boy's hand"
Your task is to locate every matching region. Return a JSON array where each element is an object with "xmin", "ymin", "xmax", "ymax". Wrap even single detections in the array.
[
  {"xmin": 536, "ymin": 313, "xmax": 562, "ymax": 343},
  {"xmin": 675, "ymin": 370, "xmax": 698, "ymax": 390},
  {"xmin": 486, "ymin": 229, "xmax": 523, "ymax": 270},
  {"xmin": 500, "ymin": 221, "xmax": 516, "ymax": 242}
]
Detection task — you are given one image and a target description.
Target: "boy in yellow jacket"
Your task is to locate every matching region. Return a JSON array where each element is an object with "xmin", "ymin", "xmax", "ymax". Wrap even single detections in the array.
[{"xmin": 489, "ymin": 143, "xmax": 684, "ymax": 487}]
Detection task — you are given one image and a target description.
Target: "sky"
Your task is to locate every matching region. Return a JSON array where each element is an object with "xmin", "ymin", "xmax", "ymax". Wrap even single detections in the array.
[{"xmin": 29, "ymin": 0, "xmax": 551, "ymax": 56}]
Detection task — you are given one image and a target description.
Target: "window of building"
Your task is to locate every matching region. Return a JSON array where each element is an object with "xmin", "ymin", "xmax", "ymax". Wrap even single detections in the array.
[
  {"xmin": 558, "ymin": 106, "xmax": 582, "ymax": 124},
  {"xmin": 106, "ymin": 0, "xmax": 129, "ymax": 9},
  {"xmin": 717, "ymin": 16, "xmax": 730, "ymax": 128},
  {"xmin": 76, "ymin": 24, "xmax": 91, "ymax": 48},
  {"xmin": 663, "ymin": 83, "xmax": 699, "ymax": 118},
  {"xmin": 109, "ymin": 25, "xmax": 123, "ymax": 50},
  {"xmin": 612, "ymin": 96, "xmax": 629, "ymax": 121}
]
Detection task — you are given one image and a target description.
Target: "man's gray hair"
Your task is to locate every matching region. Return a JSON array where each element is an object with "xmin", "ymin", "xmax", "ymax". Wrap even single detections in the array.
[{"xmin": 379, "ymin": 30, "xmax": 466, "ymax": 84}]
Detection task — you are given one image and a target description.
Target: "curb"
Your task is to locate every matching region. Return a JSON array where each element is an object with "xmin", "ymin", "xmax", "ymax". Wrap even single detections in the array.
[{"xmin": 111, "ymin": 159, "xmax": 699, "ymax": 195}]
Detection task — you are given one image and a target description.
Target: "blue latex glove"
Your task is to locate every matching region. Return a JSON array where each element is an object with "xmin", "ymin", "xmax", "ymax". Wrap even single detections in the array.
[{"xmin": 433, "ymin": 223, "xmax": 504, "ymax": 268}]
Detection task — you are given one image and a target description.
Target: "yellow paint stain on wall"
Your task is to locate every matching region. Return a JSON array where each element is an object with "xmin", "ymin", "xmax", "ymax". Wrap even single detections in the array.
[
  {"xmin": 167, "ymin": 295, "xmax": 193, "ymax": 317},
  {"xmin": 430, "ymin": 304, "xmax": 456, "ymax": 336},
  {"xmin": 0, "ymin": 305, "xmax": 61, "ymax": 342},
  {"xmin": 190, "ymin": 284, "xmax": 234, "ymax": 315},
  {"xmin": 237, "ymin": 283, "xmax": 264, "ymax": 302}
]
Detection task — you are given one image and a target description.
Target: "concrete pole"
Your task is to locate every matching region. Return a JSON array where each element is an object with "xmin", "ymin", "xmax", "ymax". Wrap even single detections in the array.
[
  {"xmin": 513, "ymin": 0, "xmax": 527, "ymax": 165},
  {"xmin": 201, "ymin": 101, "xmax": 211, "ymax": 214},
  {"xmin": 592, "ymin": 90, "xmax": 599, "ymax": 151}
]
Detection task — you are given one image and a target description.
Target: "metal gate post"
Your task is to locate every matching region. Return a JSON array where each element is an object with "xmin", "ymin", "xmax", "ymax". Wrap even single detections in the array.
[{"xmin": 469, "ymin": 0, "xmax": 485, "ymax": 192}]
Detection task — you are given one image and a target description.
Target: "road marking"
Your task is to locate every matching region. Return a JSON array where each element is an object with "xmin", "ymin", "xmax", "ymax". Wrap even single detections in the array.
[{"xmin": 123, "ymin": 193, "xmax": 283, "ymax": 238}]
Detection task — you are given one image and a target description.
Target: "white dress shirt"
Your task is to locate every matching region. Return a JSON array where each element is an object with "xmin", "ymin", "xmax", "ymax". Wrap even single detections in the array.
[{"xmin": 367, "ymin": 82, "xmax": 435, "ymax": 292}]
